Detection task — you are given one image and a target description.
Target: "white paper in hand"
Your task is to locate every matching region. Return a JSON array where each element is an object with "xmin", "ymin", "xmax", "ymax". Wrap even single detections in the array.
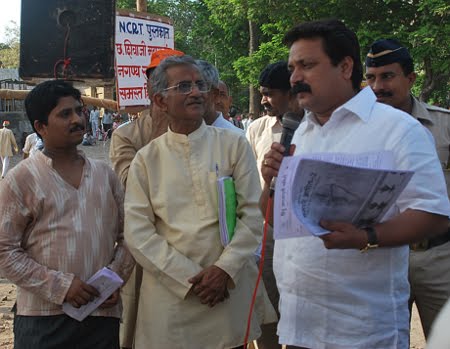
[
  {"xmin": 62, "ymin": 267, "xmax": 123, "ymax": 321},
  {"xmin": 274, "ymin": 151, "xmax": 413, "ymax": 239}
]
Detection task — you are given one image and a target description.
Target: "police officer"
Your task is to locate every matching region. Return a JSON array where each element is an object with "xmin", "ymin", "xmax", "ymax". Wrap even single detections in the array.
[{"xmin": 365, "ymin": 38, "xmax": 450, "ymax": 339}]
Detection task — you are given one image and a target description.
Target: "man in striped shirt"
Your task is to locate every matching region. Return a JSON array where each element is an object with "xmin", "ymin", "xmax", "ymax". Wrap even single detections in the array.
[{"xmin": 0, "ymin": 80, "xmax": 134, "ymax": 349}]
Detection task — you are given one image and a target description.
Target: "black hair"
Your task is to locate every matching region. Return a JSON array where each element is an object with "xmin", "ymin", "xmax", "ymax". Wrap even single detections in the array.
[
  {"xmin": 259, "ymin": 61, "xmax": 291, "ymax": 91},
  {"xmin": 397, "ymin": 58, "xmax": 414, "ymax": 76},
  {"xmin": 283, "ymin": 19, "xmax": 363, "ymax": 91},
  {"xmin": 24, "ymin": 80, "xmax": 82, "ymax": 136}
]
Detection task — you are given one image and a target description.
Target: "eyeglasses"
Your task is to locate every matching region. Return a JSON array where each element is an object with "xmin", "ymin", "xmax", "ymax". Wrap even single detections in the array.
[{"xmin": 162, "ymin": 80, "xmax": 210, "ymax": 94}]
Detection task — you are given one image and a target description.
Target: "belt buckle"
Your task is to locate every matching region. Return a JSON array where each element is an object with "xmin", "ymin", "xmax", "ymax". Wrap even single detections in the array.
[{"xmin": 410, "ymin": 239, "xmax": 429, "ymax": 251}]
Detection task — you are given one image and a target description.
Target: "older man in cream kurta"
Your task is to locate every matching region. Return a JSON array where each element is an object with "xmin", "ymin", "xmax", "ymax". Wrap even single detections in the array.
[{"xmin": 124, "ymin": 55, "xmax": 275, "ymax": 349}]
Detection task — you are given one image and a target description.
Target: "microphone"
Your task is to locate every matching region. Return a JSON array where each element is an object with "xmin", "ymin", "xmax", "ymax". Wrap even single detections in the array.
[{"xmin": 269, "ymin": 112, "xmax": 302, "ymax": 194}]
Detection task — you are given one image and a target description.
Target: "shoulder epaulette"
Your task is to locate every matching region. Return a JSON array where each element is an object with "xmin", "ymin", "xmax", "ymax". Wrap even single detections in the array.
[{"xmin": 425, "ymin": 104, "xmax": 450, "ymax": 114}]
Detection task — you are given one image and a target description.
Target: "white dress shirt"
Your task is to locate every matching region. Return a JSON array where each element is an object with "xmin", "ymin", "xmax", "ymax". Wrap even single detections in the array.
[
  {"xmin": 274, "ymin": 87, "xmax": 450, "ymax": 349},
  {"xmin": 212, "ymin": 112, "xmax": 245, "ymax": 134}
]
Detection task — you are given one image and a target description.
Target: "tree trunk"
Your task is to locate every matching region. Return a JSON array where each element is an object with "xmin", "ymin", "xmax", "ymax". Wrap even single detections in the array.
[
  {"xmin": 420, "ymin": 57, "xmax": 449, "ymax": 103},
  {"xmin": 136, "ymin": 0, "xmax": 147, "ymax": 12},
  {"xmin": 248, "ymin": 19, "xmax": 260, "ymax": 117},
  {"xmin": 420, "ymin": 57, "xmax": 435, "ymax": 102}
]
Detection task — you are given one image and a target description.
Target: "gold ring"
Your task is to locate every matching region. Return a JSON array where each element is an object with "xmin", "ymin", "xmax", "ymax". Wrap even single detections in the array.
[{"xmin": 264, "ymin": 159, "xmax": 269, "ymax": 166}]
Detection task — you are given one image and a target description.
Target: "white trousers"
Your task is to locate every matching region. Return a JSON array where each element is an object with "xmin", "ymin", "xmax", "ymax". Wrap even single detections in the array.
[{"xmin": 1, "ymin": 156, "xmax": 10, "ymax": 177}]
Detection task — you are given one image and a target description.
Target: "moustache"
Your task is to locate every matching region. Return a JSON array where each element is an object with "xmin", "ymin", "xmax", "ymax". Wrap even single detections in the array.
[
  {"xmin": 375, "ymin": 91, "xmax": 393, "ymax": 98},
  {"xmin": 291, "ymin": 82, "xmax": 312, "ymax": 95},
  {"xmin": 262, "ymin": 103, "xmax": 272, "ymax": 111},
  {"xmin": 70, "ymin": 124, "xmax": 85, "ymax": 133},
  {"xmin": 186, "ymin": 96, "xmax": 204, "ymax": 105}
]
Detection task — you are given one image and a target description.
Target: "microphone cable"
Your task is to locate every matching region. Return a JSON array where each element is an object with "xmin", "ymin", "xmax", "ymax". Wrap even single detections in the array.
[
  {"xmin": 243, "ymin": 112, "xmax": 301, "ymax": 346},
  {"xmin": 243, "ymin": 191, "xmax": 273, "ymax": 347}
]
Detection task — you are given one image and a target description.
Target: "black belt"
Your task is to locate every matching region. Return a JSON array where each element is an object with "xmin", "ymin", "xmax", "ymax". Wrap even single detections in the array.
[{"xmin": 410, "ymin": 229, "xmax": 450, "ymax": 251}]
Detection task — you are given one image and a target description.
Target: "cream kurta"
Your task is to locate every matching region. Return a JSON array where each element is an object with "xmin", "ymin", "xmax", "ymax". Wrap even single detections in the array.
[
  {"xmin": 109, "ymin": 110, "xmax": 153, "ymax": 186},
  {"xmin": 0, "ymin": 127, "xmax": 18, "ymax": 157},
  {"xmin": 125, "ymin": 122, "xmax": 276, "ymax": 349}
]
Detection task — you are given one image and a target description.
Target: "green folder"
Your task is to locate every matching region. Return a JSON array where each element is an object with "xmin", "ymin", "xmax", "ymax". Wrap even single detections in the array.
[{"xmin": 217, "ymin": 176, "xmax": 237, "ymax": 246}]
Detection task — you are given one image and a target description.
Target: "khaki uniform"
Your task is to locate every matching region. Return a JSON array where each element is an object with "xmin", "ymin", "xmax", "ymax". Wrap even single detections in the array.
[
  {"xmin": 110, "ymin": 110, "xmax": 153, "ymax": 187},
  {"xmin": 109, "ymin": 110, "xmax": 153, "ymax": 348},
  {"xmin": 408, "ymin": 97, "xmax": 450, "ymax": 337}
]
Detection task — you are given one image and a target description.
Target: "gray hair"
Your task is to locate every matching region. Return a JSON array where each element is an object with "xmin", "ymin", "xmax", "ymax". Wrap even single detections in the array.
[
  {"xmin": 150, "ymin": 55, "xmax": 198, "ymax": 95},
  {"xmin": 195, "ymin": 59, "xmax": 219, "ymax": 89}
]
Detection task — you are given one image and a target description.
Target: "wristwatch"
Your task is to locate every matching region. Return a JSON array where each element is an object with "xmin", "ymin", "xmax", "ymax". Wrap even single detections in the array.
[{"xmin": 360, "ymin": 226, "xmax": 379, "ymax": 252}]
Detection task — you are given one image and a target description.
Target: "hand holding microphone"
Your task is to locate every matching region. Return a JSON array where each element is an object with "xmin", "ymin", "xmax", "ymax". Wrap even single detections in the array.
[{"xmin": 261, "ymin": 112, "xmax": 301, "ymax": 195}]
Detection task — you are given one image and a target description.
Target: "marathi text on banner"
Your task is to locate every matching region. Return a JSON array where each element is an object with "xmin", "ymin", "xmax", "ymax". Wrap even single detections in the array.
[{"xmin": 115, "ymin": 13, "xmax": 174, "ymax": 108}]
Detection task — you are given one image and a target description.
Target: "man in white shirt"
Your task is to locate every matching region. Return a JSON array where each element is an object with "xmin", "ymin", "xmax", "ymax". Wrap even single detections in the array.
[
  {"xmin": 216, "ymin": 80, "xmax": 232, "ymax": 119},
  {"xmin": 247, "ymin": 61, "xmax": 303, "ymax": 186},
  {"xmin": 89, "ymin": 107, "xmax": 100, "ymax": 138},
  {"xmin": 22, "ymin": 132, "xmax": 43, "ymax": 159},
  {"xmin": 195, "ymin": 60, "xmax": 243, "ymax": 134},
  {"xmin": 260, "ymin": 19, "xmax": 450, "ymax": 349}
]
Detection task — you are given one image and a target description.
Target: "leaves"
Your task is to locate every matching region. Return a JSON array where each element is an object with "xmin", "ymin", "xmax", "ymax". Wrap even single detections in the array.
[
  {"xmin": 5, "ymin": 0, "xmax": 441, "ymax": 107},
  {"xmin": 0, "ymin": 21, "xmax": 20, "ymax": 68}
]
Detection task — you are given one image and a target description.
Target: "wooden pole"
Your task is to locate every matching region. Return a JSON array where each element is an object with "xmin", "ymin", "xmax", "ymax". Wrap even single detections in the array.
[
  {"xmin": 136, "ymin": 0, "xmax": 147, "ymax": 12},
  {"xmin": 0, "ymin": 89, "xmax": 118, "ymax": 111}
]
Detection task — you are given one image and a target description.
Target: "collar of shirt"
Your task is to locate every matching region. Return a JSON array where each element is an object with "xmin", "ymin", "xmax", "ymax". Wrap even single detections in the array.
[
  {"xmin": 411, "ymin": 95, "xmax": 435, "ymax": 126},
  {"xmin": 299, "ymin": 86, "xmax": 376, "ymax": 135},
  {"xmin": 212, "ymin": 112, "xmax": 228, "ymax": 127},
  {"xmin": 35, "ymin": 149, "xmax": 91, "ymax": 178},
  {"xmin": 167, "ymin": 119, "xmax": 207, "ymax": 144},
  {"xmin": 267, "ymin": 115, "xmax": 281, "ymax": 129}
]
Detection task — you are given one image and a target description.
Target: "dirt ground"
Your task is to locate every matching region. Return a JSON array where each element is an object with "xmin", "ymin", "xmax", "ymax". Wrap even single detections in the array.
[{"xmin": 0, "ymin": 140, "xmax": 426, "ymax": 348}]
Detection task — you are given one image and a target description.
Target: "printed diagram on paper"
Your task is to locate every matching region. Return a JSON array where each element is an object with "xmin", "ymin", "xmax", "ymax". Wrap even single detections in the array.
[{"xmin": 274, "ymin": 151, "xmax": 413, "ymax": 239}]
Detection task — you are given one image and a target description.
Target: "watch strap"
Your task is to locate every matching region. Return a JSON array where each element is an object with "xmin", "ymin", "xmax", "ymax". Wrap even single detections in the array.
[{"xmin": 360, "ymin": 226, "xmax": 379, "ymax": 252}]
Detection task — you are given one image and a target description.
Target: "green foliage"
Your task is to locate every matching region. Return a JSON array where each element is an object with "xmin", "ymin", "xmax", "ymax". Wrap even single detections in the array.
[
  {"xmin": 115, "ymin": 0, "xmax": 450, "ymax": 109},
  {"xmin": 116, "ymin": 0, "xmax": 136, "ymax": 9},
  {"xmin": 0, "ymin": 21, "xmax": 20, "ymax": 68}
]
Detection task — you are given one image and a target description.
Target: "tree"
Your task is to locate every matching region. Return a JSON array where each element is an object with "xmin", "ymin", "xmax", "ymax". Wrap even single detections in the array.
[
  {"xmin": 0, "ymin": 21, "xmax": 20, "ymax": 68},
  {"xmin": 116, "ymin": 0, "xmax": 450, "ymax": 109}
]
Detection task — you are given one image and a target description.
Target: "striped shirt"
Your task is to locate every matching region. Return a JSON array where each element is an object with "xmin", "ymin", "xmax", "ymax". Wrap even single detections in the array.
[{"xmin": 0, "ymin": 151, "xmax": 135, "ymax": 317}]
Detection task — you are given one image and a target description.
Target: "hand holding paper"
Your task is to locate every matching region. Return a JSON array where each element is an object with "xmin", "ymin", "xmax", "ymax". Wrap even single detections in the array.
[
  {"xmin": 64, "ymin": 276, "xmax": 100, "ymax": 308},
  {"xmin": 274, "ymin": 151, "xmax": 414, "ymax": 239},
  {"xmin": 319, "ymin": 220, "xmax": 368, "ymax": 249},
  {"xmin": 62, "ymin": 267, "xmax": 123, "ymax": 321}
]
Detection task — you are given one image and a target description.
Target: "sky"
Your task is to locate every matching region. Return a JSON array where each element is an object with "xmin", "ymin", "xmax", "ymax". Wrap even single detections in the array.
[{"xmin": 0, "ymin": 0, "xmax": 21, "ymax": 43}]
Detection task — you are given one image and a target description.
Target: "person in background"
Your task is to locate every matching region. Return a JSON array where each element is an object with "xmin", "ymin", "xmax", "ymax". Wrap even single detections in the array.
[
  {"xmin": 0, "ymin": 120, "xmax": 18, "ymax": 178},
  {"xmin": 195, "ymin": 60, "xmax": 243, "ymax": 134},
  {"xmin": 82, "ymin": 107, "xmax": 91, "ymax": 132},
  {"xmin": 365, "ymin": 38, "xmax": 450, "ymax": 338},
  {"xmin": 216, "ymin": 80, "xmax": 233, "ymax": 119},
  {"xmin": 22, "ymin": 132, "xmax": 44, "ymax": 159},
  {"xmin": 242, "ymin": 113, "xmax": 254, "ymax": 131},
  {"xmin": 260, "ymin": 19, "xmax": 450, "ymax": 348},
  {"xmin": 89, "ymin": 106, "xmax": 100, "ymax": 138},
  {"xmin": 228, "ymin": 106, "xmax": 244, "ymax": 129},
  {"xmin": 124, "ymin": 54, "xmax": 276, "ymax": 349},
  {"xmin": 81, "ymin": 130, "xmax": 97, "ymax": 146},
  {"xmin": 112, "ymin": 113, "xmax": 122, "ymax": 132},
  {"xmin": 102, "ymin": 109, "xmax": 114, "ymax": 139},
  {"xmin": 247, "ymin": 61, "xmax": 304, "ymax": 186},
  {"xmin": 0, "ymin": 80, "xmax": 134, "ymax": 349},
  {"xmin": 109, "ymin": 47, "xmax": 184, "ymax": 349}
]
